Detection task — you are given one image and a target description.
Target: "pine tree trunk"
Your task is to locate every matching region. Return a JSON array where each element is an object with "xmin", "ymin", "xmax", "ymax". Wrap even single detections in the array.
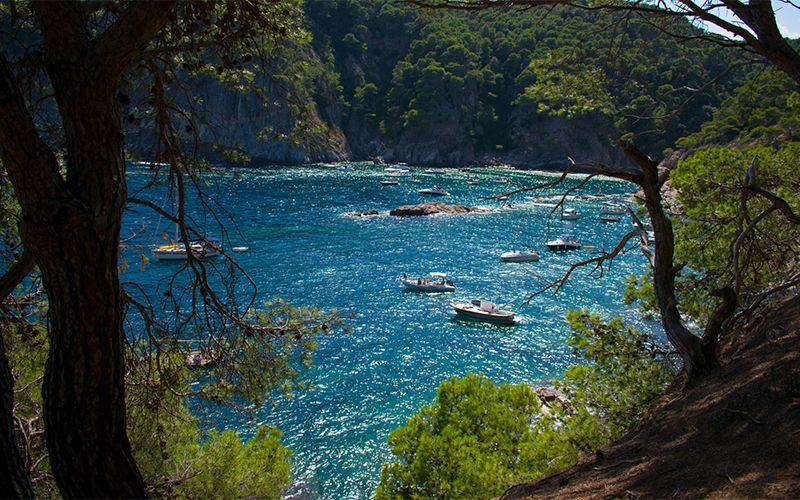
[
  {"xmin": 624, "ymin": 141, "xmax": 713, "ymax": 381},
  {"xmin": 1, "ymin": 19, "xmax": 147, "ymax": 495},
  {"xmin": 15, "ymin": 85, "xmax": 146, "ymax": 496}
]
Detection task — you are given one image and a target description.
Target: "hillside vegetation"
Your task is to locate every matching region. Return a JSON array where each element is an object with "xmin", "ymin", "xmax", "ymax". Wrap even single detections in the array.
[
  {"xmin": 176, "ymin": 0, "xmax": 748, "ymax": 165},
  {"xmin": 303, "ymin": 0, "xmax": 744, "ymax": 165},
  {"xmin": 503, "ymin": 296, "xmax": 800, "ymax": 499}
]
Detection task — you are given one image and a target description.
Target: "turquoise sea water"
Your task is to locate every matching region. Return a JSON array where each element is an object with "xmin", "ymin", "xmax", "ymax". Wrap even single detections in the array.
[{"xmin": 122, "ymin": 163, "xmax": 654, "ymax": 498}]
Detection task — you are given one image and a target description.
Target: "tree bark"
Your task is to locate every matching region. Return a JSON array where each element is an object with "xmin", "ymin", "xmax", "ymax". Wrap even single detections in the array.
[
  {"xmin": 0, "ymin": 1, "xmax": 173, "ymax": 496},
  {"xmin": 621, "ymin": 141, "xmax": 713, "ymax": 381},
  {"xmin": 2, "ymin": 44, "xmax": 147, "ymax": 498}
]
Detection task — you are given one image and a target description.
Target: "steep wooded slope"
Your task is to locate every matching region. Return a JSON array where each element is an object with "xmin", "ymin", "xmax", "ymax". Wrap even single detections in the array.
[{"xmin": 504, "ymin": 296, "xmax": 800, "ymax": 499}]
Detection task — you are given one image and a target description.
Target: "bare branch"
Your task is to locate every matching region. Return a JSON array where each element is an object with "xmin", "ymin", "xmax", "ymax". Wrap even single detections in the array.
[
  {"xmin": 0, "ymin": 252, "xmax": 35, "ymax": 300},
  {"xmin": 524, "ymin": 230, "xmax": 642, "ymax": 303}
]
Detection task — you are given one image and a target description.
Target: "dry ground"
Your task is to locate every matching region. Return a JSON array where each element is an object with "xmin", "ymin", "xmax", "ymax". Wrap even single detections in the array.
[{"xmin": 504, "ymin": 296, "xmax": 800, "ymax": 499}]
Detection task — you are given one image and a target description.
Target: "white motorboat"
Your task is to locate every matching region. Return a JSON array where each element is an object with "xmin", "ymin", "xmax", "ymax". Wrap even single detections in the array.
[
  {"xmin": 561, "ymin": 208, "xmax": 579, "ymax": 220},
  {"xmin": 424, "ymin": 169, "xmax": 445, "ymax": 174},
  {"xmin": 599, "ymin": 214, "xmax": 621, "ymax": 223},
  {"xmin": 451, "ymin": 299, "xmax": 515, "ymax": 324},
  {"xmin": 152, "ymin": 237, "xmax": 220, "ymax": 261},
  {"xmin": 402, "ymin": 272, "xmax": 455, "ymax": 292},
  {"xmin": 418, "ymin": 186, "xmax": 449, "ymax": 196},
  {"xmin": 384, "ymin": 171, "xmax": 410, "ymax": 178},
  {"xmin": 500, "ymin": 249, "xmax": 540, "ymax": 262},
  {"xmin": 337, "ymin": 166, "xmax": 354, "ymax": 172},
  {"xmin": 385, "ymin": 166, "xmax": 410, "ymax": 172},
  {"xmin": 381, "ymin": 179, "xmax": 399, "ymax": 186},
  {"xmin": 545, "ymin": 234, "xmax": 581, "ymax": 251}
]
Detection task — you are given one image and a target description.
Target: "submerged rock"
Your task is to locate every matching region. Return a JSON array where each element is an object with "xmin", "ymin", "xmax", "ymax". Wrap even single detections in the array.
[
  {"xmin": 348, "ymin": 209, "xmax": 380, "ymax": 217},
  {"xmin": 389, "ymin": 202, "xmax": 492, "ymax": 217}
]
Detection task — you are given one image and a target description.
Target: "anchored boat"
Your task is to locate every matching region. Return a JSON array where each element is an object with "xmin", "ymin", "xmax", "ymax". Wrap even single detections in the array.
[
  {"xmin": 500, "ymin": 249, "xmax": 540, "ymax": 262},
  {"xmin": 417, "ymin": 186, "xmax": 449, "ymax": 196},
  {"xmin": 451, "ymin": 299, "xmax": 515, "ymax": 324},
  {"xmin": 402, "ymin": 272, "xmax": 455, "ymax": 292},
  {"xmin": 545, "ymin": 234, "xmax": 581, "ymax": 251}
]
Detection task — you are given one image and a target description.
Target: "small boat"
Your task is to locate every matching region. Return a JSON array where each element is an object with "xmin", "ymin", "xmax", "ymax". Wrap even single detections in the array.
[
  {"xmin": 500, "ymin": 249, "xmax": 540, "ymax": 262},
  {"xmin": 381, "ymin": 179, "xmax": 399, "ymax": 186},
  {"xmin": 232, "ymin": 246, "xmax": 250, "ymax": 252},
  {"xmin": 561, "ymin": 208, "xmax": 579, "ymax": 220},
  {"xmin": 385, "ymin": 166, "xmax": 410, "ymax": 172},
  {"xmin": 545, "ymin": 234, "xmax": 581, "ymax": 251},
  {"xmin": 337, "ymin": 166, "xmax": 354, "ymax": 172},
  {"xmin": 424, "ymin": 169, "xmax": 445, "ymax": 174},
  {"xmin": 451, "ymin": 299, "xmax": 515, "ymax": 324},
  {"xmin": 600, "ymin": 202, "xmax": 626, "ymax": 215},
  {"xmin": 599, "ymin": 214, "xmax": 621, "ymax": 223},
  {"xmin": 409, "ymin": 177, "xmax": 421, "ymax": 183},
  {"xmin": 152, "ymin": 237, "xmax": 221, "ymax": 261},
  {"xmin": 184, "ymin": 350, "xmax": 216, "ymax": 368},
  {"xmin": 402, "ymin": 272, "xmax": 455, "ymax": 292},
  {"xmin": 384, "ymin": 171, "xmax": 410, "ymax": 178},
  {"xmin": 418, "ymin": 186, "xmax": 449, "ymax": 196},
  {"xmin": 466, "ymin": 179, "xmax": 479, "ymax": 185}
]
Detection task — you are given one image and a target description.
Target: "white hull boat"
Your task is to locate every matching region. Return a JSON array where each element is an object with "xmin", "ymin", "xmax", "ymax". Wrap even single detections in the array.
[
  {"xmin": 402, "ymin": 272, "xmax": 455, "ymax": 292},
  {"xmin": 545, "ymin": 234, "xmax": 581, "ymax": 251},
  {"xmin": 500, "ymin": 249, "xmax": 540, "ymax": 262},
  {"xmin": 418, "ymin": 186, "xmax": 449, "ymax": 196},
  {"xmin": 600, "ymin": 202, "xmax": 626, "ymax": 215},
  {"xmin": 561, "ymin": 208, "xmax": 579, "ymax": 220},
  {"xmin": 451, "ymin": 299, "xmax": 515, "ymax": 324},
  {"xmin": 153, "ymin": 240, "xmax": 220, "ymax": 261}
]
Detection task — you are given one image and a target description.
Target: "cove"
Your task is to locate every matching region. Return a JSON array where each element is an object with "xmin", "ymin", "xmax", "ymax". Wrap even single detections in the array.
[{"xmin": 122, "ymin": 163, "xmax": 655, "ymax": 498}]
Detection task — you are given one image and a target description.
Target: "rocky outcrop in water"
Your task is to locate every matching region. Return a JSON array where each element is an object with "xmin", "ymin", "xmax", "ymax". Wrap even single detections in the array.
[
  {"xmin": 389, "ymin": 202, "xmax": 492, "ymax": 217},
  {"xmin": 348, "ymin": 209, "xmax": 380, "ymax": 217}
]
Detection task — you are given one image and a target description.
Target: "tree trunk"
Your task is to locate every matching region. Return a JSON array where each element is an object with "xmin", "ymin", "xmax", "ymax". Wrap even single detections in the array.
[
  {"xmin": 36, "ymin": 221, "xmax": 144, "ymax": 497},
  {"xmin": 0, "ymin": 4, "xmax": 147, "ymax": 493},
  {"xmin": 9, "ymin": 81, "xmax": 147, "ymax": 497},
  {"xmin": 32, "ymin": 77, "xmax": 146, "ymax": 500},
  {"xmin": 622, "ymin": 141, "xmax": 713, "ymax": 381}
]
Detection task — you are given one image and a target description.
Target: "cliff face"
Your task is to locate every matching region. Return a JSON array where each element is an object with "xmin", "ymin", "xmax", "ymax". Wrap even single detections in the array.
[
  {"xmin": 191, "ymin": 81, "xmax": 348, "ymax": 164},
  {"xmin": 502, "ymin": 115, "xmax": 630, "ymax": 169}
]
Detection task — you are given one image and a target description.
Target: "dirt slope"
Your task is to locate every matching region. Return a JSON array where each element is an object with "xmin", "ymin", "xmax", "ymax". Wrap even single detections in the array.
[{"xmin": 504, "ymin": 296, "xmax": 800, "ymax": 499}]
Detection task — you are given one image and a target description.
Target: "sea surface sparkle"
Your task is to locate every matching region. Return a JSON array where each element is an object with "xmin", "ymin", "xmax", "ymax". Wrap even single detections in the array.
[{"xmin": 123, "ymin": 163, "xmax": 654, "ymax": 498}]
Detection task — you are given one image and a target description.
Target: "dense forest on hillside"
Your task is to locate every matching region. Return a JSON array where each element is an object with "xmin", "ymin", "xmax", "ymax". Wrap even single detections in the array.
[
  {"xmin": 166, "ymin": 0, "xmax": 750, "ymax": 166},
  {"xmin": 303, "ymin": 0, "xmax": 745, "ymax": 166}
]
